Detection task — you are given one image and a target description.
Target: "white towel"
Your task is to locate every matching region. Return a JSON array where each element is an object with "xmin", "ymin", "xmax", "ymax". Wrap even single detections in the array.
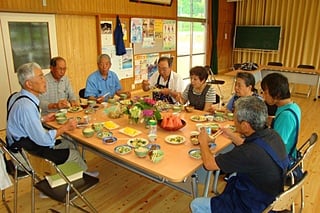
[{"xmin": 0, "ymin": 149, "xmax": 12, "ymax": 190}]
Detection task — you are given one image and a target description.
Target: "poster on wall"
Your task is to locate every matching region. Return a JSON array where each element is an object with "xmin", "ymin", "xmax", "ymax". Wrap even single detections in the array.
[
  {"xmin": 163, "ymin": 20, "xmax": 176, "ymax": 51},
  {"xmin": 134, "ymin": 53, "xmax": 159, "ymax": 83},
  {"xmin": 100, "ymin": 21, "xmax": 113, "ymax": 47},
  {"xmin": 102, "ymin": 46, "xmax": 133, "ymax": 80},
  {"xmin": 131, "ymin": 18, "xmax": 143, "ymax": 43},
  {"xmin": 154, "ymin": 19, "xmax": 163, "ymax": 40},
  {"xmin": 142, "ymin": 19, "xmax": 155, "ymax": 48}
]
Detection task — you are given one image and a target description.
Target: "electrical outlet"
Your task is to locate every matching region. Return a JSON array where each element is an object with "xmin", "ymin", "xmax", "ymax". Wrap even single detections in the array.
[
  {"xmin": 131, "ymin": 84, "xmax": 135, "ymax": 90},
  {"xmin": 224, "ymin": 33, "xmax": 228, "ymax": 40}
]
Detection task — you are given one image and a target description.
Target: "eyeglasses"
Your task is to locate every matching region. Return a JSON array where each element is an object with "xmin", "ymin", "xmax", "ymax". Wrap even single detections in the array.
[{"xmin": 158, "ymin": 66, "xmax": 170, "ymax": 72}]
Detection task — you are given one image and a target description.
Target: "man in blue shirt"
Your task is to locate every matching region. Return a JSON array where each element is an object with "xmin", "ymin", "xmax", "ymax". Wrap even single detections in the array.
[
  {"xmin": 85, "ymin": 54, "xmax": 131, "ymax": 103},
  {"xmin": 6, "ymin": 62, "xmax": 88, "ymax": 171}
]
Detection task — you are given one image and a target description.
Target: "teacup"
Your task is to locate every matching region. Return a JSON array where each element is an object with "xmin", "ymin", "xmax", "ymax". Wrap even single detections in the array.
[{"xmin": 190, "ymin": 131, "xmax": 200, "ymax": 145}]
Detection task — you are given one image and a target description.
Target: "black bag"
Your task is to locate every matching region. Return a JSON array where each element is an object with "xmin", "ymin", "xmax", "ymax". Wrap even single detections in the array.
[{"xmin": 286, "ymin": 153, "xmax": 303, "ymax": 185}]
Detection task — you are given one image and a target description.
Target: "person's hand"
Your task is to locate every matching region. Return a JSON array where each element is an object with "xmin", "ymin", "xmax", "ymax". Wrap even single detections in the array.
[
  {"xmin": 142, "ymin": 80, "xmax": 150, "ymax": 91},
  {"xmin": 43, "ymin": 113, "xmax": 56, "ymax": 122},
  {"xmin": 63, "ymin": 118, "xmax": 77, "ymax": 131},
  {"xmin": 57, "ymin": 99, "xmax": 69, "ymax": 109},
  {"xmin": 198, "ymin": 127, "xmax": 210, "ymax": 147},
  {"xmin": 70, "ymin": 100, "xmax": 79, "ymax": 107},
  {"xmin": 124, "ymin": 91, "xmax": 131, "ymax": 98},
  {"xmin": 96, "ymin": 96, "xmax": 104, "ymax": 104},
  {"xmin": 220, "ymin": 126, "xmax": 234, "ymax": 138},
  {"xmin": 208, "ymin": 105, "xmax": 216, "ymax": 113},
  {"xmin": 161, "ymin": 88, "xmax": 170, "ymax": 95}
]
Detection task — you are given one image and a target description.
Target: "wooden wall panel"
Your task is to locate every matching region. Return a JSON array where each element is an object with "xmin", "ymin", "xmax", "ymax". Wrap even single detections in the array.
[{"xmin": 55, "ymin": 15, "xmax": 98, "ymax": 96}]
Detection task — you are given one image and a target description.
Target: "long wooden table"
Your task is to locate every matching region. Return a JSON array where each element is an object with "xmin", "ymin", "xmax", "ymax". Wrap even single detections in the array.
[
  {"xmin": 226, "ymin": 65, "xmax": 320, "ymax": 100},
  {"xmin": 45, "ymin": 105, "xmax": 232, "ymax": 198}
]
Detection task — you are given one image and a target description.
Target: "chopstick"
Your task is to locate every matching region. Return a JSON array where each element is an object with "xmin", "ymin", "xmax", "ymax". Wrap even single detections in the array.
[{"xmin": 211, "ymin": 130, "xmax": 223, "ymax": 139}]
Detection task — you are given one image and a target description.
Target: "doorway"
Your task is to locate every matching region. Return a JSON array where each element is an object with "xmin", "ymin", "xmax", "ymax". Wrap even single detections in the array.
[{"xmin": 0, "ymin": 12, "xmax": 58, "ymax": 130}]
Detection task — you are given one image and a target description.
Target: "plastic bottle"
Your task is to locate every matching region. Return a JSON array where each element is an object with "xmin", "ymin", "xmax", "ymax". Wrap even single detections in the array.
[{"xmin": 148, "ymin": 119, "xmax": 157, "ymax": 143}]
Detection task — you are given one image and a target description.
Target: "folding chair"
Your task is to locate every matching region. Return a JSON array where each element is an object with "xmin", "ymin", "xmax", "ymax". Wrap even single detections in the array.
[
  {"xmin": 286, "ymin": 132, "xmax": 317, "ymax": 210},
  {"xmin": 204, "ymin": 65, "xmax": 225, "ymax": 101},
  {"xmin": 23, "ymin": 150, "xmax": 99, "ymax": 213},
  {"xmin": 0, "ymin": 138, "xmax": 33, "ymax": 213},
  {"xmin": 263, "ymin": 171, "xmax": 308, "ymax": 213}
]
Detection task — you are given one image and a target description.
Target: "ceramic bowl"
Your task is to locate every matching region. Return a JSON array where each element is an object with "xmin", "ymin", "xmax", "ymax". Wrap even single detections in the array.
[
  {"xmin": 55, "ymin": 112, "xmax": 66, "ymax": 118},
  {"xmin": 172, "ymin": 105, "xmax": 183, "ymax": 112},
  {"xmin": 82, "ymin": 127, "xmax": 95, "ymax": 138},
  {"xmin": 108, "ymin": 98, "xmax": 116, "ymax": 104},
  {"xmin": 92, "ymin": 123, "xmax": 104, "ymax": 132},
  {"xmin": 87, "ymin": 100, "xmax": 96, "ymax": 107},
  {"xmin": 134, "ymin": 146, "xmax": 150, "ymax": 158},
  {"xmin": 149, "ymin": 149, "xmax": 164, "ymax": 163},
  {"xmin": 214, "ymin": 110, "xmax": 225, "ymax": 117},
  {"xmin": 119, "ymin": 93, "xmax": 127, "ymax": 100},
  {"xmin": 56, "ymin": 116, "xmax": 67, "ymax": 124},
  {"xmin": 184, "ymin": 105, "xmax": 195, "ymax": 113}
]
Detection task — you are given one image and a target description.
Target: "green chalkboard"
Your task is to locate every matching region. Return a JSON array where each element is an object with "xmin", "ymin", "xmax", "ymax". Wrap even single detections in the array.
[{"xmin": 234, "ymin": 26, "xmax": 281, "ymax": 51}]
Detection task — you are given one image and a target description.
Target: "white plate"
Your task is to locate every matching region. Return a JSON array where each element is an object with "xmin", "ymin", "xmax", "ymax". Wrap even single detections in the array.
[
  {"xmin": 188, "ymin": 149, "xmax": 201, "ymax": 160},
  {"xmin": 213, "ymin": 116, "xmax": 226, "ymax": 122},
  {"xmin": 165, "ymin": 135, "xmax": 186, "ymax": 145},
  {"xmin": 119, "ymin": 127, "xmax": 142, "ymax": 137},
  {"xmin": 127, "ymin": 138, "xmax": 149, "ymax": 148},
  {"xmin": 114, "ymin": 145, "xmax": 132, "ymax": 155},
  {"xmin": 67, "ymin": 106, "xmax": 83, "ymax": 113},
  {"xmin": 190, "ymin": 115, "xmax": 207, "ymax": 122},
  {"xmin": 104, "ymin": 121, "xmax": 120, "ymax": 130}
]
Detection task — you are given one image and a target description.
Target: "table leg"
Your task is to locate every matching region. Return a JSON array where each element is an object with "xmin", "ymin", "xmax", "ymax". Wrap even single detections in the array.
[
  {"xmin": 203, "ymin": 170, "xmax": 212, "ymax": 197},
  {"xmin": 191, "ymin": 173, "xmax": 199, "ymax": 198},
  {"xmin": 314, "ymin": 75, "xmax": 320, "ymax": 101}
]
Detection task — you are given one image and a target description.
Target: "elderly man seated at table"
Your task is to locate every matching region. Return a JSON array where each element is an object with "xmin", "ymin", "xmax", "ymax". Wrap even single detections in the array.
[
  {"xmin": 190, "ymin": 96, "xmax": 288, "ymax": 213},
  {"xmin": 85, "ymin": 54, "xmax": 131, "ymax": 103},
  {"xmin": 142, "ymin": 56, "xmax": 184, "ymax": 104}
]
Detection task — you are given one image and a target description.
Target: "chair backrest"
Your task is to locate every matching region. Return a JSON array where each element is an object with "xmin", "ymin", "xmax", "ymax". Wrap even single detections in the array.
[
  {"xmin": 263, "ymin": 171, "xmax": 308, "ymax": 213},
  {"xmin": 289, "ymin": 132, "xmax": 318, "ymax": 174},
  {"xmin": 268, "ymin": 62, "xmax": 283, "ymax": 66},
  {"xmin": 297, "ymin": 64, "xmax": 315, "ymax": 69},
  {"xmin": 79, "ymin": 88, "xmax": 86, "ymax": 99}
]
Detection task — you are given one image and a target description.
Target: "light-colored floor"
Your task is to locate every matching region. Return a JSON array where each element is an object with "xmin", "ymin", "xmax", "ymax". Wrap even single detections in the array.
[{"xmin": 1, "ymin": 74, "xmax": 320, "ymax": 212}]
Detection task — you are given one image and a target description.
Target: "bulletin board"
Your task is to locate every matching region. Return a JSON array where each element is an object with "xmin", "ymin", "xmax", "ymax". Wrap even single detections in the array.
[{"xmin": 131, "ymin": 18, "xmax": 176, "ymax": 54}]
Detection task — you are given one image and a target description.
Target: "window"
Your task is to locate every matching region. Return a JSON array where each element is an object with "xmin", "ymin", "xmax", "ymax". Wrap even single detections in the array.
[{"xmin": 177, "ymin": 0, "xmax": 207, "ymax": 79}]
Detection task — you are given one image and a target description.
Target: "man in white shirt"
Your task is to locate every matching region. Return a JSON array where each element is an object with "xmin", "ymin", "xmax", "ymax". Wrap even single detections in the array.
[{"xmin": 142, "ymin": 56, "xmax": 184, "ymax": 104}]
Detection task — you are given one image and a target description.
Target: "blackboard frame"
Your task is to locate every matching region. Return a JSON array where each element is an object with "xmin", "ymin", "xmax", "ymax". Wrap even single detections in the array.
[{"xmin": 234, "ymin": 25, "xmax": 281, "ymax": 51}]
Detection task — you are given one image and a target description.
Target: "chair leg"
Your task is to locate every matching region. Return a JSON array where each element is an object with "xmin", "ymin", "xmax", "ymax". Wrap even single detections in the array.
[
  {"xmin": 2, "ymin": 189, "xmax": 12, "ymax": 213},
  {"xmin": 212, "ymin": 170, "xmax": 221, "ymax": 195}
]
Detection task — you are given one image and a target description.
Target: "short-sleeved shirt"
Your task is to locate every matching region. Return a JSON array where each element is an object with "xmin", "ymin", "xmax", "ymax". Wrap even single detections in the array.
[
  {"xmin": 85, "ymin": 70, "xmax": 121, "ymax": 100},
  {"xmin": 149, "ymin": 71, "xmax": 184, "ymax": 93},
  {"xmin": 226, "ymin": 93, "xmax": 261, "ymax": 112},
  {"xmin": 272, "ymin": 102, "xmax": 301, "ymax": 159},
  {"xmin": 39, "ymin": 72, "xmax": 77, "ymax": 113},
  {"xmin": 216, "ymin": 128, "xmax": 287, "ymax": 196},
  {"xmin": 182, "ymin": 83, "xmax": 216, "ymax": 110}
]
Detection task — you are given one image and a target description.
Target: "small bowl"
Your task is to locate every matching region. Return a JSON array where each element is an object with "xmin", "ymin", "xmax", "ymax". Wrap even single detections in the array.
[
  {"xmin": 172, "ymin": 105, "xmax": 183, "ymax": 112},
  {"xmin": 119, "ymin": 94, "xmax": 127, "ymax": 100},
  {"xmin": 149, "ymin": 149, "xmax": 164, "ymax": 163},
  {"xmin": 205, "ymin": 115, "xmax": 214, "ymax": 122},
  {"xmin": 97, "ymin": 131, "xmax": 113, "ymax": 139},
  {"xmin": 55, "ymin": 112, "xmax": 66, "ymax": 118},
  {"xmin": 227, "ymin": 112, "xmax": 234, "ymax": 120},
  {"xmin": 134, "ymin": 146, "xmax": 150, "ymax": 158},
  {"xmin": 190, "ymin": 131, "xmax": 200, "ymax": 145},
  {"xmin": 102, "ymin": 136, "xmax": 117, "ymax": 145},
  {"xmin": 82, "ymin": 127, "xmax": 95, "ymax": 138},
  {"xmin": 92, "ymin": 123, "xmax": 104, "ymax": 132},
  {"xmin": 58, "ymin": 109, "xmax": 68, "ymax": 115},
  {"xmin": 56, "ymin": 116, "xmax": 67, "ymax": 124},
  {"xmin": 214, "ymin": 110, "xmax": 225, "ymax": 117},
  {"xmin": 87, "ymin": 100, "xmax": 96, "ymax": 106},
  {"xmin": 185, "ymin": 105, "xmax": 195, "ymax": 113},
  {"xmin": 108, "ymin": 98, "xmax": 116, "ymax": 104}
]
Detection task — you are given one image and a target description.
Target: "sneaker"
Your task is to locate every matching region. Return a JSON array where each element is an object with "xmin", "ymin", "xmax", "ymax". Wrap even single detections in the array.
[{"xmin": 84, "ymin": 171, "xmax": 99, "ymax": 177}]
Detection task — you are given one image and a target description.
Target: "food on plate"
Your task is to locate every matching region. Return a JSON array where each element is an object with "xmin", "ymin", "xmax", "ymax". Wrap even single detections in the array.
[
  {"xmin": 104, "ymin": 121, "xmax": 119, "ymax": 130},
  {"xmin": 96, "ymin": 131, "xmax": 113, "ymax": 139},
  {"xmin": 190, "ymin": 115, "xmax": 207, "ymax": 122},
  {"xmin": 160, "ymin": 114, "xmax": 184, "ymax": 130},
  {"xmin": 127, "ymin": 138, "xmax": 148, "ymax": 148},
  {"xmin": 114, "ymin": 145, "xmax": 132, "ymax": 154},
  {"xmin": 68, "ymin": 106, "xmax": 82, "ymax": 112},
  {"xmin": 165, "ymin": 135, "xmax": 185, "ymax": 144},
  {"xmin": 189, "ymin": 149, "xmax": 201, "ymax": 160}
]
